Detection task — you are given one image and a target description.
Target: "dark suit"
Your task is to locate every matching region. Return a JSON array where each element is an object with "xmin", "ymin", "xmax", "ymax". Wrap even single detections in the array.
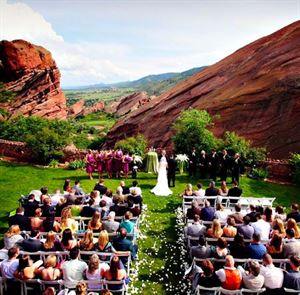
[
  {"xmin": 287, "ymin": 212, "xmax": 300, "ymax": 223},
  {"xmin": 113, "ymin": 236, "xmax": 138, "ymax": 264},
  {"xmin": 199, "ymin": 155, "xmax": 208, "ymax": 179},
  {"xmin": 8, "ymin": 214, "xmax": 30, "ymax": 231},
  {"xmin": 23, "ymin": 201, "xmax": 39, "ymax": 217},
  {"xmin": 189, "ymin": 151, "xmax": 197, "ymax": 177},
  {"xmin": 167, "ymin": 157, "xmax": 177, "ymax": 187},
  {"xmin": 220, "ymin": 154, "xmax": 230, "ymax": 181},
  {"xmin": 93, "ymin": 183, "xmax": 107, "ymax": 195},
  {"xmin": 205, "ymin": 187, "xmax": 219, "ymax": 206},
  {"xmin": 227, "ymin": 186, "xmax": 243, "ymax": 197},
  {"xmin": 19, "ymin": 238, "xmax": 43, "ymax": 252},
  {"xmin": 209, "ymin": 153, "xmax": 219, "ymax": 181},
  {"xmin": 232, "ymin": 158, "xmax": 242, "ymax": 184}
]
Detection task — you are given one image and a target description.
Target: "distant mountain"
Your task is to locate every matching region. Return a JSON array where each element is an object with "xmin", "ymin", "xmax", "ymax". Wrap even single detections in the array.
[{"xmin": 67, "ymin": 66, "xmax": 206, "ymax": 95}]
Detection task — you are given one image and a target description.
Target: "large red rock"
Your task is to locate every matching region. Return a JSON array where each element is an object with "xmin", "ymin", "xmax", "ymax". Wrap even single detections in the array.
[
  {"xmin": 68, "ymin": 99, "xmax": 105, "ymax": 117},
  {"xmin": 0, "ymin": 40, "xmax": 67, "ymax": 119},
  {"xmin": 106, "ymin": 21, "xmax": 300, "ymax": 159}
]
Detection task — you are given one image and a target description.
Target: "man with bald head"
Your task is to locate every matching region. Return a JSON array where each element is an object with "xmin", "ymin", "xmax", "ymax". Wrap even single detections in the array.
[{"xmin": 215, "ymin": 255, "xmax": 242, "ymax": 290}]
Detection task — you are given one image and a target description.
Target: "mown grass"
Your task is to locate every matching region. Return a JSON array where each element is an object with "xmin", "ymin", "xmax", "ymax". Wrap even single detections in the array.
[{"xmin": 0, "ymin": 161, "xmax": 298, "ymax": 294}]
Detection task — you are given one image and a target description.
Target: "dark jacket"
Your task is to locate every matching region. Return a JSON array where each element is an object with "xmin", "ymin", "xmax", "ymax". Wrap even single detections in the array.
[
  {"xmin": 8, "ymin": 214, "xmax": 30, "ymax": 231},
  {"xmin": 93, "ymin": 184, "xmax": 107, "ymax": 195},
  {"xmin": 227, "ymin": 187, "xmax": 243, "ymax": 197},
  {"xmin": 20, "ymin": 238, "xmax": 43, "ymax": 252}
]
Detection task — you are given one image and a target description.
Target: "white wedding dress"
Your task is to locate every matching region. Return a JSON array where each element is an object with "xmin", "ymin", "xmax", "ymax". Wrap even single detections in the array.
[{"xmin": 151, "ymin": 156, "xmax": 173, "ymax": 196}]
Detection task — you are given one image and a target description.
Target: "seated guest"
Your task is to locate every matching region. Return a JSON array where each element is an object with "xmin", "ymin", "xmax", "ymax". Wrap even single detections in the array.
[
  {"xmin": 50, "ymin": 189, "xmax": 61, "ymax": 207},
  {"xmin": 86, "ymin": 254, "xmax": 109, "ymax": 291},
  {"xmin": 227, "ymin": 180, "xmax": 242, "ymax": 197},
  {"xmin": 215, "ymin": 255, "xmax": 242, "ymax": 290},
  {"xmin": 62, "ymin": 247, "xmax": 88, "ymax": 289},
  {"xmin": 102, "ymin": 211, "xmax": 120, "ymax": 233},
  {"xmin": 19, "ymin": 230, "xmax": 43, "ymax": 252},
  {"xmin": 200, "ymin": 200, "xmax": 215, "ymax": 222},
  {"xmin": 207, "ymin": 219, "xmax": 223, "ymax": 239},
  {"xmin": 214, "ymin": 203, "xmax": 230, "ymax": 223},
  {"xmin": 41, "ymin": 197, "xmax": 54, "ymax": 217},
  {"xmin": 186, "ymin": 200, "xmax": 201, "ymax": 220},
  {"xmin": 229, "ymin": 234, "xmax": 248, "ymax": 258},
  {"xmin": 270, "ymin": 218, "xmax": 286, "ymax": 238},
  {"xmin": 90, "ymin": 190, "xmax": 101, "ymax": 206},
  {"xmin": 283, "ymin": 255, "xmax": 300, "ymax": 290},
  {"xmin": 8, "ymin": 207, "xmax": 30, "ymax": 231},
  {"xmin": 60, "ymin": 207, "xmax": 78, "ymax": 233},
  {"xmin": 263, "ymin": 206, "xmax": 274, "ymax": 223},
  {"xmin": 251, "ymin": 213, "xmax": 271, "ymax": 241},
  {"xmin": 260, "ymin": 253, "xmax": 284, "ymax": 291},
  {"xmin": 238, "ymin": 259, "xmax": 264, "ymax": 290},
  {"xmin": 118, "ymin": 180, "xmax": 130, "ymax": 195},
  {"xmin": 101, "ymin": 189, "xmax": 113, "ymax": 208},
  {"xmin": 287, "ymin": 203, "xmax": 300, "ymax": 223},
  {"xmin": 110, "ymin": 195, "xmax": 127, "ymax": 217},
  {"xmin": 246, "ymin": 204, "xmax": 257, "ymax": 223},
  {"xmin": 78, "ymin": 229, "xmax": 95, "ymax": 251},
  {"xmin": 63, "ymin": 179, "xmax": 72, "ymax": 194},
  {"xmin": 94, "ymin": 230, "xmax": 115, "ymax": 253},
  {"xmin": 127, "ymin": 188, "xmax": 143, "ymax": 210},
  {"xmin": 229, "ymin": 204, "xmax": 244, "ymax": 224},
  {"xmin": 40, "ymin": 186, "xmax": 49, "ymax": 204},
  {"xmin": 113, "ymin": 228, "xmax": 137, "ymax": 264},
  {"xmin": 15, "ymin": 255, "xmax": 43, "ymax": 280},
  {"xmin": 23, "ymin": 193, "xmax": 39, "ymax": 217},
  {"xmin": 94, "ymin": 178, "xmax": 107, "ymax": 195},
  {"xmin": 98, "ymin": 200, "xmax": 109, "ymax": 219},
  {"xmin": 247, "ymin": 233, "xmax": 267, "ymax": 260},
  {"xmin": 218, "ymin": 181, "xmax": 229, "ymax": 196},
  {"xmin": 4, "ymin": 225, "xmax": 24, "ymax": 250},
  {"xmin": 283, "ymin": 229, "xmax": 300, "ymax": 258},
  {"xmin": 266, "ymin": 233, "xmax": 283, "ymax": 258},
  {"xmin": 72, "ymin": 180, "xmax": 85, "ymax": 196},
  {"xmin": 43, "ymin": 212, "xmax": 61, "ymax": 232},
  {"xmin": 185, "ymin": 215, "xmax": 206, "ymax": 240},
  {"xmin": 190, "ymin": 236, "xmax": 211, "ymax": 259},
  {"xmin": 80, "ymin": 198, "xmax": 97, "ymax": 218},
  {"xmin": 128, "ymin": 200, "xmax": 141, "ymax": 217},
  {"xmin": 205, "ymin": 181, "xmax": 219, "ymax": 197},
  {"xmin": 88, "ymin": 211, "xmax": 102, "ymax": 233},
  {"xmin": 287, "ymin": 218, "xmax": 300, "ymax": 239},
  {"xmin": 129, "ymin": 180, "xmax": 142, "ymax": 196},
  {"xmin": 119, "ymin": 211, "xmax": 135, "ymax": 234},
  {"xmin": 103, "ymin": 256, "xmax": 127, "ymax": 290},
  {"xmin": 31, "ymin": 208, "xmax": 44, "ymax": 231},
  {"xmin": 181, "ymin": 183, "xmax": 194, "ymax": 198},
  {"xmin": 193, "ymin": 183, "xmax": 205, "ymax": 198},
  {"xmin": 42, "ymin": 231, "xmax": 61, "ymax": 251},
  {"xmin": 210, "ymin": 237, "xmax": 229, "ymax": 259},
  {"xmin": 41, "ymin": 255, "xmax": 61, "ymax": 281},
  {"xmin": 274, "ymin": 205, "xmax": 286, "ymax": 221},
  {"xmin": 196, "ymin": 259, "xmax": 221, "ymax": 289},
  {"xmin": 0, "ymin": 246, "xmax": 20, "ymax": 279},
  {"xmin": 237, "ymin": 216, "xmax": 254, "ymax": 239},
  {"xmin": 55, "ymin": 197, "xmax": 68, "ymax": 217},
  {"xmin": 223, "ymin": 217, "xmax": 237, "ymax": 237},
  {"xmin": 60, "ymin": 228, "xmax": 78, "ymax": 251}
]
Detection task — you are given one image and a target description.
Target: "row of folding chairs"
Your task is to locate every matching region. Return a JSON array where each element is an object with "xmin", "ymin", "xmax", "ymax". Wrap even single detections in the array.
[{"xmin": 0, "ymin": 277, "xmax": 127, "ymax": 295}]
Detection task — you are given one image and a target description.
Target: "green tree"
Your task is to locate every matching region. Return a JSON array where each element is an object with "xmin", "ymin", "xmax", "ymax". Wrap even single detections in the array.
[
  {"xmin": 114, "ymin": 134, "xmax": 147, "ymax": 156},
  {"xmin": 289, "ymin": 153, "xmax": 300, "ymax": 185},
  {"xmin": 172, "ymin": 109, "xmax": 219, "ymax": 154}
]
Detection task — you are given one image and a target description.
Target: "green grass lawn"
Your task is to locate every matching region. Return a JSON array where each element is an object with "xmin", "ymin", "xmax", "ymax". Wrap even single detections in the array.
[{"xmin": 0, "ymin": 161, "xmax": 298, "ymax": 294}]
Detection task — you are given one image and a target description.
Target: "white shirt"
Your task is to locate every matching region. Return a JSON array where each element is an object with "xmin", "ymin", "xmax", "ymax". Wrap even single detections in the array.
[
  {"xmin": 260, "ymin": 264, "xmax": 284, "ymax": 289},
  {"xmin": 214, "ymin": 209, "xmax": 231, "ymax": 223},
  {"xmin": 62, "ymin": 258, "xmax": 88, "ymax": 288},
  {"xmin": 86, "ymin": 262, "xmax": 110, "ymax": 290},
  {"xmin": 129, "ymin": 186, "xmax": 142, "ymax": 196},
  {"xmin": 51, "ymin": 194, "xmax": 62, "ymax": 206},
  {"xmin": 251, "ymin": 219, "xmax": 271, "ymax": 241},
  {"xmin": 194, "ymin": 189, "xmax": 205, "ymax": 197},
  {"xmin": 0, "ymin": 258, "xmax": 19, "ymax": 279},
  {"xmin": 101, "ymin": 195, "xmax": 113, "ymax": 207}
]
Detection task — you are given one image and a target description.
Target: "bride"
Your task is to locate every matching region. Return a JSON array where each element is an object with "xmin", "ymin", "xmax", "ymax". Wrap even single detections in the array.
[{"xmin": 151, "ymin": 150, "xmax": 173, "ymax": 196}]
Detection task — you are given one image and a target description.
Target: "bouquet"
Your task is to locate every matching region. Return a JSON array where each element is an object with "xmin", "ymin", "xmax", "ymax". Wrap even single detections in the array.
[{"xmin": 175, "ymin": 154, "xmax": 189, "ymax": 174}]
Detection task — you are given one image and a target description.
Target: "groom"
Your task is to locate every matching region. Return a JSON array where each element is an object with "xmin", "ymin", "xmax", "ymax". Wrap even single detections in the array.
[{"xmin": 167, "ymin": 154, "xmax": 177, "ymax": 187}]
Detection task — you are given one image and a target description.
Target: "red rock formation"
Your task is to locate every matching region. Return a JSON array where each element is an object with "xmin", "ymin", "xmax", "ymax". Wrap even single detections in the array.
[
  {"xmin": 68, "ymin": 99, "xmax": 105, "ymax": 117},
  {"xmin": 106, "ymin": 21, "xmax": 300, "ymax": 159},
  {"xmin": 0, "ymin": 40, "xmax": 67, "ymax": 119}
]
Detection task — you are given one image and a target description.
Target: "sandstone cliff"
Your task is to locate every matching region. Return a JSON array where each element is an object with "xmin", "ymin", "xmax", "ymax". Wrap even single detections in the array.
[
  {"xmin": 106, "ymin": 21, "xmax": 300, "ymax": 159},
  {"xmin": 0, "ymin": 40, "xmax": 67, "ymax": 119}
]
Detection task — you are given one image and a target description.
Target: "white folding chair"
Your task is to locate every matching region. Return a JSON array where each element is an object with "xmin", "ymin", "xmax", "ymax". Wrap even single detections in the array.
[
  {"xmin": 218, "ymin": 287, "xmax": 242, "ymax": 295},
  {"xmin": 194, "ymin": 285, "xmax": 219, "ymax": 294},
  {"xmin": 241, "ymin": 288, "xmax": 266, "ymax": 294},
  {"xmin": 103, "ymin": 279, "xmax": 127, "ymax": 295},
  {"xmin": 284, "ymin": 288, "xmax": 300, "ymax": 294}
]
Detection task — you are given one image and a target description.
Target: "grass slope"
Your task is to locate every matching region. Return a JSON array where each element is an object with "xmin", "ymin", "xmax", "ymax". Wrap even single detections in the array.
[{"xmin": 0, "ymin": 161, "xmax": 298, "ymax": 294}]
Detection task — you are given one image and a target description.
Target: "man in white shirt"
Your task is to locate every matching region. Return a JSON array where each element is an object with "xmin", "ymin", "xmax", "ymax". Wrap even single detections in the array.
[
  {"xmin": 251, "ymin": 213, "xmax": 271, "ymax": 241},
  {"xmin": 260, "ymin": 254, "xmax": 284, "ymax": 290},
  {"xmin": 238, "ymin": 259, "xmax": 264, "ymax": 290},
  {"xmin": 62, "ymin": 247, "xmax": 88, "ymax": 289},
  {"xmin": 185, "ymin": 215, "xmax": 206, "ymax": 240}
]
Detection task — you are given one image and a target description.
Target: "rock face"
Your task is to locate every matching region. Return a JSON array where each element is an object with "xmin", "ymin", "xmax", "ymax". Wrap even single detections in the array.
[
  {"xmin": 106, "ymin": 21, "xmax": 300, "ymax": 159},
  {"xmin": 0, "ymin": 40, "xmax": 67, "ymax": 119},
  {"xmin": 68, "ymin": 100, "xmax": 105, "ymax": 117}
]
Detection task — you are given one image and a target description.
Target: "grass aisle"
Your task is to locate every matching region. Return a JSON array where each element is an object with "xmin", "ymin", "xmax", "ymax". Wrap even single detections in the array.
[{"xmin": 0, "ymin": 161, "xmax": 299, "ymax": 294}]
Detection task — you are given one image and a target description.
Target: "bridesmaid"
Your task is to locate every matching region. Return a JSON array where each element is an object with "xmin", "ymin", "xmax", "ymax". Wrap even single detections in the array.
[
  {"xmin": 114, "ymin": 148, "xmax": 123, "ymax": 179},
  {"xmin": 105, "ymin": 150, "xmax": 113, "ymax": 179},
  {"xmin": 96, "ymin": 150, "xmax": 105, "ymax": 179},
  {"xmin": 122, "ymin": 152, "xmax": 132, "ymax": 179},
  {"xmin": 86, "ymin": 150, "xmax": 96, "ymax": 180}
]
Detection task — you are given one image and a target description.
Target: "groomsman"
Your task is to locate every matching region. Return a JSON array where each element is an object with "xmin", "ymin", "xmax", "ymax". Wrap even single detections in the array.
[
  {"xmin": 209, "ymin": 149, "xmax": 219, "ymax": 181},
  {"xmin": 220, "ymin": 149, "xmax": 230, "ymax": 182},
  {"xmin": 231, "ymin": 153, "xmax": 243, "ymax": 184},
  {"xmin": 189, "ymin": 147, "xmax": 197, "ymax": 177},
  {"xmin": 167, "ymin": 154, "xmax": 177, "ymax": 187},
  {"xmin": 199, "ymin": 150, "xmax": 208, "ymax": 179}
]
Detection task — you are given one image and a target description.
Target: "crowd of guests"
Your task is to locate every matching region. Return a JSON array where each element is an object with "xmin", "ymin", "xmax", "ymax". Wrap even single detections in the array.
[
  {"xmin": 184, "ymin": 196, "xmax": 300, "ymax": 293},
  {"xmin": 0, "ymin": 178, "xmax": 142, "ymax": 294}
]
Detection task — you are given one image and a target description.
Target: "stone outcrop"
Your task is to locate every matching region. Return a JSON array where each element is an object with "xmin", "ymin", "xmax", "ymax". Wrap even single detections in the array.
[
  {"xmin": 0, "ymin": 40, "xmax": 67, "ymax": 119},
  {"xmin": 105, "ymin": 21, "xmax": 300, "ymax": 159},
  {"xmin": 68, "ymin": 100, "xmax": 105, "ymax": 117}
]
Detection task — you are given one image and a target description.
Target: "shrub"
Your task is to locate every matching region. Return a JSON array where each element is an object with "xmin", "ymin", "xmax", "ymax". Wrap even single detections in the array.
[
  {"xmin": 114, "ymin": 134, "xmax": 147, "ymax": 157},
  {"xmin": 73, "ymin": 134, "xmax": 91, "ymax": 149},
  {"xmin": 49, "ymin": 159, "xmax": 59, "ymax": 168},
  {"xmin": 251, "ymin": 168, "xmax": 269, "ymax": 180},
  {"xmin": 0, "ymin": 82, "xmax": 16, "ymax": 103},
  {"xmin": 88, "ymin": 137, "xmax": 106, "ymax": 150},
  {"xmin": 289, "ymin": 153, "xmax": 300, "ymax": 185},
  {"xmin": 68, "ymin": 159, "xmax": 86, "ymax": 170}
]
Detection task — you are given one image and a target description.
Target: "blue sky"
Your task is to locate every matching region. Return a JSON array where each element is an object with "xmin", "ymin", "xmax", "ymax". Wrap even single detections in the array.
[{"xmin": 1, "ymin": 0, "xmax": 300, "ymax": 86}]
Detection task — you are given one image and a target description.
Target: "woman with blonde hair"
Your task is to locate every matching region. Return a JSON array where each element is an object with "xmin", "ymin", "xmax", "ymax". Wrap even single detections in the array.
[
  {"xmin": 88, "ymin": 211, "xmax": 102, "ymax": 233},
  {"xmin": 41, "ymin": 255, "xmax": 61, "ymax": 281},
  {"xmin": 42, "ymin": 231, "xmax": 61, "ymax": 251},
  {"xmin": 223, "ymin": 217, "xmax": 237, "ymax": 237},
  {"xmin": 214, "ymin": 203, "xmax": 229, "ymax": 223},
  {"xmin": 271, "ymin": 218, "xmax": 286, "ymax": 238},
  {"xmin": 86, "ymin": 254, "xmax": 109, "ymax": 290},
  {"xmin": 94, "ymin": 230, "xmax": 115, "ymax": 253},
  {"xmin": 287, "ymin": 218, "xmax": 300, "ymax": 238},
  {"xmin": 206, "ymin": 219, "xmax": 223, "ymax": 238},
  {"xmin": 181, "ymin": 183, "xmax": 194, "ymax": 197},
  {"xmin": 31, "ymin": 207, "xmax": 44, "ymax": 231},
  {"xmin": 79, "ymin": 229, "xmax": 94, "ymax": 251},
  {"xmin": 60, "ymin": 207, "xmax": 78, "ymax": 233},
  {"xmin": 4, "ymin": 225, "xmax": 24, "ymax": 249}
]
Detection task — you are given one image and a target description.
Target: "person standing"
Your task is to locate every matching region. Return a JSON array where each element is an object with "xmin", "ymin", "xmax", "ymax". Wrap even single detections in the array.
[
  {"xmin": 114, "ymin": 148, "xmax": 123, "ymax": 179},
  {"xmin": 189, "ymin": 147, "xmax": 197, "ymax": 177},
  {"xmin": 209, "ymin": 149, "xmax": 219, "ymax": 181},
  {"xmin": 122, "ymin": 152, "xmax": 132, "ymax": 179},
  {"xmin": 167, "ymin": 154, "xmax": 177, "ymax": 187},
  {"xmin": 231, "ymin": 153, "xmax": 242, "ymax": 184},
  {"xmin": 220, "ymin": 149, "xmax": 230, "ymax": 182},
  {"xmin": 86, "ymin": 150, "xmax": 96, "ymax": 180},
  {"xmin": 199, "ymin": 150, "xmax": 208, "ymax": 179}
]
